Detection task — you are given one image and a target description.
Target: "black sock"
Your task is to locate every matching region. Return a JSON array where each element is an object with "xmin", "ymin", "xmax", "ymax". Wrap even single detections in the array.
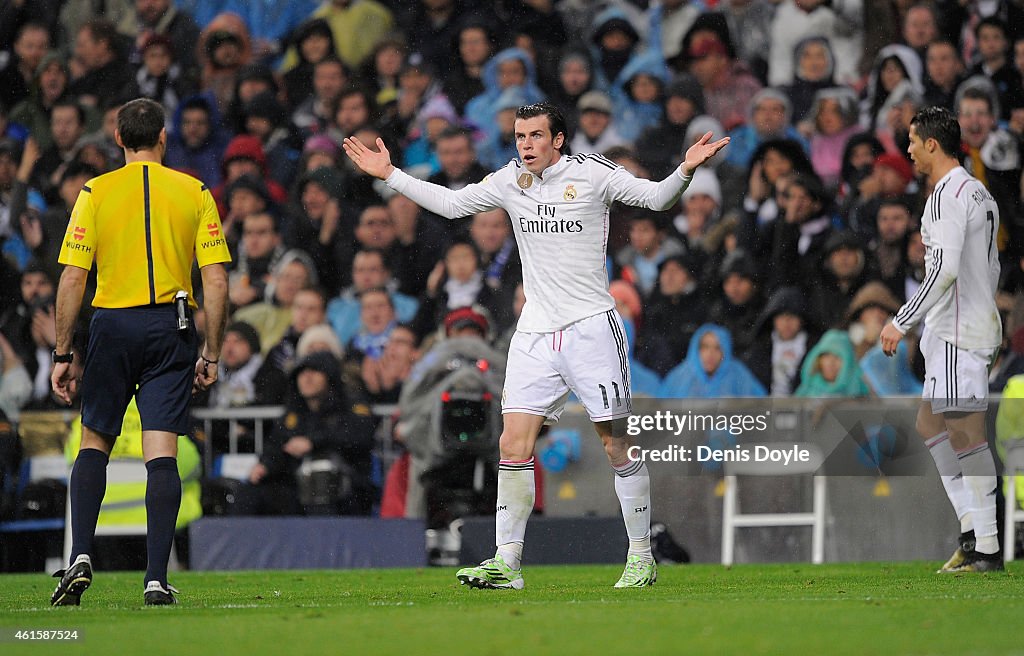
[
  {"xmin": 69, "ymin": 448, "xmax": 109, "ymax": 565},
  {"xmin": 144, "ymin": 457, "xmax": 181, "ymax": 587}
]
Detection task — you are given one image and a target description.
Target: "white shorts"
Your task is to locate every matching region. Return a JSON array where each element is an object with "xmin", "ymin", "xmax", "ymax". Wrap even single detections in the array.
[
  {"xmin": 920, "ymin": 328, "xmax": 994, "ymax": 413},
  {"xmin": 502, "ymin": 310, "xmax": 632, "ymax": 423}
]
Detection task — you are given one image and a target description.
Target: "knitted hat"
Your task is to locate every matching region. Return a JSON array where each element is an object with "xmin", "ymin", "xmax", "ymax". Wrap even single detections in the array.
[
  {"xmin": 296, "ymin": 323, "xmax": 344, "ymax": 359},
  {"xmin": 873, "ymin": 153, "xmax": 914, "ymax": 185},
  {"xmin": 681, "ymin": 168, "xmax": 722, "ymax": 205}
]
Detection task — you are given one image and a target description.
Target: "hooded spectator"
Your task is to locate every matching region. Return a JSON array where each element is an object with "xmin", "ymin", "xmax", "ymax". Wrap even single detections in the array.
[
  {"xmin": 794, "ymin": 329, "xmax": 870, "ymax": 397},
  {"xmin": 464, "ymin": 48, "xmax": 545, "ymax": 144},
  {"xmin": 782, "ymin": 37, "xmax": 836, "ymax": 125},
  {"xmin": 197, "ymin": 14, "xmax": 252, "ymax": 114},
  {"xmin": 726, "ymin": 88, "xmax": 809, "ymax": 170},
  {"xmin": 9, "ymin": 53, "xmax": 75, "ymax": 152},
  {"xmin": 861, "ymin": 44, "xmax": 924, "ymax": 131},
  {"xmin": 611, "ymin": 50, "xmax": 670, "ymax": 143},
  {"xmin": 708, "ymin": 250, "xmax": 764, "ymax": 353},
  {"xmin": 659, "ymin": 323, "xmax": 767, "ymax": 398},
  {"xmin": 743, "ymin": 286, "xmax": 818, "ymax": 395},
  {"xmin": 547, "ymin": 48, "xmax": 594, "ymax": 138}
]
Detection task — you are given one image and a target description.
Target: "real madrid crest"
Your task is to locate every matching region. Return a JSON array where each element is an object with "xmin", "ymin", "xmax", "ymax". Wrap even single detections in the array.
[
  {"xmin": 517, "ymin": 173, "xmax": 533, "ymax": 189},
  {"xmin": 563, "ymin": 184, "xmax": 577, "ymax": 201}
]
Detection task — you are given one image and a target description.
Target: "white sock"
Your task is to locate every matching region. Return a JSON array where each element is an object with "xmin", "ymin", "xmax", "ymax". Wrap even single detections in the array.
[
  {"xmin": 925, "ymin": 432, "xmax": 973, "ymax": 533},
  {"xmin": 495, "ymin": 457, "xmax": 534, "ymax": 570},
  {"xmin": 613, "ymin": 459, "xmax": 652, "ymax": 561},
  {"xmin": 957, "ymin": 443, "xmax": 999, "ymax": 554}
]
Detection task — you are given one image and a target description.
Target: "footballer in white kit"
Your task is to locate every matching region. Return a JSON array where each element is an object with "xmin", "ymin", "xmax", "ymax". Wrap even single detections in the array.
[
  {"xmin": 345, "ymin": 102, "xmax": 729, "ymax": 588},
  {"xmin": 881, "ymin": 106, "xmax": 1004, "ymax": 573}
]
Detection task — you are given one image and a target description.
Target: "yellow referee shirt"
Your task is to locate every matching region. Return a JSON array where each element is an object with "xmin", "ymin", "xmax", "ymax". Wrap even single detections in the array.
[{"xmin": 58, "ymin": 161, "xmax": 232, "ymax": 308}]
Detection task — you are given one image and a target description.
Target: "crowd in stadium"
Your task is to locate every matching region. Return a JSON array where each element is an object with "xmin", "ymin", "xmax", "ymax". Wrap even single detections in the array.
[{"xmin": 1, "ymin": 0, "xmax": 1023, "ymax": 516}]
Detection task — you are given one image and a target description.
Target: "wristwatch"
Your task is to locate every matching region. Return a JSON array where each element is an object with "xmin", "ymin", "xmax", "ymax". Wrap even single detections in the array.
[{"xmin": 52, "ymin": 350, "xmax": 74, "ymax": 364}]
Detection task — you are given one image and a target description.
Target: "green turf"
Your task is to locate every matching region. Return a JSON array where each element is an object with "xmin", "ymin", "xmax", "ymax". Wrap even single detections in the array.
[{"xmin": 1, "ymin": 562, "xmax": 1020, "ymax": 656}]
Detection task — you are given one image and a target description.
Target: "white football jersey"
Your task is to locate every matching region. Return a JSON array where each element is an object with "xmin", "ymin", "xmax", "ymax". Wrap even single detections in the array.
[
  {"xmin": 386, "ymin": 154, "xmax": 692, "ymax": 332},
  {"xmin": 892, "ymin": 166, "xmax": 1002, "ymax": 350}
]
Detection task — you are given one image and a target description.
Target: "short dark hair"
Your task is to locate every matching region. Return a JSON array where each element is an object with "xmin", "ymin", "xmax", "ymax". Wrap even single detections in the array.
[
  {"xmin": 878, "ymin": 197, "xmax": 911, "ymax": 215},
  {"xmin": 244, "ymin": 209, "xmax": 281, "ymax": 232},
  {"xmin": 445, "ymin": 238, "xmax": 482, "ymax": 268},
  {"xmin": 959, "ymin": 85, "xmax": 995, "ymax": 115},
  {"xmin": 911, "ymin": 106, "xmax": 960, "ymax": 157},
  {"xmin": 974, "ymin": 15, "xmax": 1008, "ymax": 39},
  {"xmin": 17, "ymin": 21, "xmax": 50, "ymax": 44},
  {"xmin": 52, "ymin": 99, "xmax": 85, "ymax": 126},
  {"xmin": 787, "ymin": 171, "xmax": 828, "ymax": 205},
  {"xmin": 81, "ymin": 19, "xmax": 120, "ymax": 55},
  {"xmin": 314, "ymin": 55, "xmax": 349, "ymax": 77},
  {"xmin": 515, "ymin": 102, "xmax": 568, "ymax": 152},
  {"xmin": 61, "ymin": 161, "xmax": 100, "ymax": 186},
  {"xmin": 117, "ymin": 98, "xmax": 165, "ymax": 151},
  {"xmin": 436, "ymin": 125, "xmax": 474, "ymax": 146},
  {"xmin": 355, "ymin": 248, "xmax": 391, "ymax": 272},
  {"xmin": 330, "ymin": 84, "xmax": 376, "ymax": 122},
  {"xmin": 358, "ymin": 286, "xmax": 393, "ymax": 308},
  {"xmin": 295, "ymin": 285, "xmax": 328, "ymax": 309}
]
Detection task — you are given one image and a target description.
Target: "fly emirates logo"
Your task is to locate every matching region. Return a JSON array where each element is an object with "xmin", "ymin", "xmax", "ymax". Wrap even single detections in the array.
[{"xmin": 518, "ymin": 203, "xmax": 583, "ymax": 234}]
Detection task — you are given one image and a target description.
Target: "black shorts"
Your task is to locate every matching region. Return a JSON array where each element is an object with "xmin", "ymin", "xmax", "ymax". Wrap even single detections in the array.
[{"xmin": 81, "ymin": 305, "xmax": 197, "ymax": 436}]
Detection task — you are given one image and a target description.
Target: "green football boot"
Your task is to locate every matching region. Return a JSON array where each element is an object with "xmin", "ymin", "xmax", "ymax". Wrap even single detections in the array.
[
  {"xmin": 613, "ymin": 555, "xmax": 657, "ymax": 588},
  {"xmin": 456, "ymin": 555, "xmax": 524, "ymax": 589}
]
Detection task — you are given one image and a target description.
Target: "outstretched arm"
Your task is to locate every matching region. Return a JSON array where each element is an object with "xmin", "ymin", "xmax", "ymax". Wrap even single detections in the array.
[
  {"xmin": 681, "ymin": 131, "xmax": 730, "ymax": 176},
  {"xmin": 608, "ymin": 131, "xmax": 731, "ymax": 210},
  {"xmin": 343, "ymin": 136, "xmax": 502, "ymax": 219},
  {"xmin": 342, "ymin": 136, "xmax": 396, "ymax": 180}
]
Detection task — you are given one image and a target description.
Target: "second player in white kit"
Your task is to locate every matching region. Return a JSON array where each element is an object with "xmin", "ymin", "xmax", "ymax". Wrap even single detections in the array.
[
  {"xmin": 344, "ymin": 102, "xmax": 729, "ymax": 588},
  {"xmin": 880, "ymin": 106, "xmax": 1004, "ymax": 573}
]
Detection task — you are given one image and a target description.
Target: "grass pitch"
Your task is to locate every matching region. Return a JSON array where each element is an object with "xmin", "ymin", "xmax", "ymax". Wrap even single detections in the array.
[{"xmin": 1, "ymin": 562, "xmax": 1020, "ymax": 656}]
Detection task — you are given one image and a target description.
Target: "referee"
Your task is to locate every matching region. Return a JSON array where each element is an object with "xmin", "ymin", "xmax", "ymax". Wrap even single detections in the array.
[{"xmin": 49, "ymin": 98, "xmax": 230, "ymax": 606}]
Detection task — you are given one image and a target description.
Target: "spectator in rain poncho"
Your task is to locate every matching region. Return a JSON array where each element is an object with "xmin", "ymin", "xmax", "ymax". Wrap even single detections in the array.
[
  {"xmin": 608, "ymin": 49, "xmax": 670, "ymax": 143},
  {"xmin": 725, "ymin": 88, "xmax": 809, "ymax": 170},
  {"xmin": 794, "ymin": 329, "xmax": 870, "ymax": 397},
  {"xmin": 860, "ymin": 44, "xmax": 923, "ymax": 132},
  {"xmin": 463, "ymin": 48, "xmax": 545, "ymax": 145},
  {"xmin": 806, "ymin": 86, "xmax": 862, "ymax": 190},
  {"xmin": 782, "ymin": 36, "xmax": 836, "ymax": 125},
  {"xmin": 659, "ymin": 324, "xmax": 767, "ymax": 398}
]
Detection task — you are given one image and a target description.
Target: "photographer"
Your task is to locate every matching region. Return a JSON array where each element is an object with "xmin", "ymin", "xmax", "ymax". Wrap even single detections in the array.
[
  {"xmin": 234, "ymin": 351, "xmax": 376, "ymax": 516},
  {"xmin": 392, "ymin": 306, "xmax": 506, "ymax": 525}
]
